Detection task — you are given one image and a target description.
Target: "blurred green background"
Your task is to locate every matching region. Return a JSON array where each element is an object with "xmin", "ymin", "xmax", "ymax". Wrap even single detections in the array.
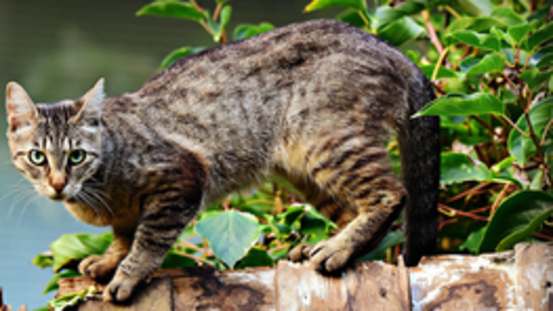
[{"xmin": 0, "ymin": 0, "xmax": 334, "ymax": 308}]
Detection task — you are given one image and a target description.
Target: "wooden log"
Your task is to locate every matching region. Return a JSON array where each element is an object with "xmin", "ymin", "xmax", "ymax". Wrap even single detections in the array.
[{"xmin": 56, "ymin": 242, "xmax": 553, "ymax": 310}]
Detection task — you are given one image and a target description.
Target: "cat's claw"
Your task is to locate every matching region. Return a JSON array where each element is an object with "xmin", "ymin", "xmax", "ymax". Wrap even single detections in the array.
[
  {"xmin": 309, "ymin": 238, "xmax": 354, "ymax": 274},
  {"xmin": 103, "ymin": 271, "xmax": 141, "ymax": 302},
  {"xmin": 78, "ymin": 254, "xmax": 118, "ymax": 282},
  {"xmin": 287, "ymin": 243, "xmax": 313, "ymax": 262}
]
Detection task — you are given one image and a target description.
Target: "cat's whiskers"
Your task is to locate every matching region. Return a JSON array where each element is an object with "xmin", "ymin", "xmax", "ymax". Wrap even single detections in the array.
[
  {"xmin": 6, "ymin": 187, "xmax": 36, "ymax": 219},
  {"xmin": 83, "ymin": 186, "xmax": 114, "ymax": 217},
  {"xmin": 16, "ymin": 193, "xmax": 40, "ymax": 228},
  {"xmin": 75, "ymin": 190, "xmax": 107, "ymax": 226}
]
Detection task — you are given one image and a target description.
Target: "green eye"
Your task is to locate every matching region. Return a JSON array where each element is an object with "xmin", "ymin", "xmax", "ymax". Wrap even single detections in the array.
[
  {"xmin": 69, "ymin": 149, "xmax": 86, "ymax": 165},
  {"xmin": 29, "ymin": 150, "xmax": 47, "ymax": 166}
]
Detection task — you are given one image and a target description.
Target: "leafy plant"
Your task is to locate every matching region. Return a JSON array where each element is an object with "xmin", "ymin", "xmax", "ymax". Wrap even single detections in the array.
[{"xmin": 34, "ymin": 0, "xmax": 553, "ymax": 304}]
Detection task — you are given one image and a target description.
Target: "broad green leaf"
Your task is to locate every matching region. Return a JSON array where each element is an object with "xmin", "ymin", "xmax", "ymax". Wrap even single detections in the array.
[
  {"xmin": 377, "ymin": 16, "xmax": 426, "ymax": 47},
  {"xmin": 440, "ymin": 152, "xmax": 492, "ymax": 184},
  {"xmin": 490, "ymin": 26, "xmax": 514, "ymax": 45},
  {"xmin": 159, "ymin": 46, "xmax": 205, "ymax": 70},
  {"xmin": 446, "ymin": 17, "xmax": 505, "ymax": 34},
  {"xmin": 414, "ymin": 93, "xmax": 505, "ymax": 117},
  {"xmin": 195, "ymin": 210, "xmax": 260, "ymax": 268},
  {"xmin": 420, "ymin": 65, "xmax": 458, "ymax": 80},
  {"xmin": 336, "ymin": 9, "xmax": 366, "ymax": 28},
  {"xmin": 136, "ymin": 1, "xmax": 203, "ymax": 22},
  {"xmin": 356, "ymin": 231, "xmax": 404, "ymax": 262},
  {"xmin": 459, "ymin": 56, "xmax": 482, "ymax": 73},
  {"xmin": 233, "ymin": 22, "xmax": 274, "ymax": 40},
  {"xmin": 507, "ymin": 22, "xmax": 534, "ymax": 44},
  {"xmin": 459, "ymin": 226, "xmax": 486, "ymax": 252},
  {"xmin": 300, "ymin": 206, "xmax": 336, "ymax": 243},
  {"xmin": 50, "ymin": 232, "xmax": 113, "ymax": 272},
  {"xmin": 526, "ymin": 22, "xmax": 553, "ymax": 51},
  {"xmin": 216, "ymin": 0, "xmax": 230, "ymax": 4},
  {"xmin": 374, "ymin": 1, "xmax": 426, "ymax": 29},
  {"xmin": 455, "ymin": 0, "xmax": 494, "ymax": 16},
  {"xmin": 236, "ymin": 247, "xmax": 274, "ymax": 269},
  {"xmin": 466, "ymin": 53, "xmax": 504, "ymax": 75},
  {"xmin": 447, "ymin": 30, "xmax": 501, "ymax": 51},
  {"xmin": 161, "ymin": 249, "xmax": 196, "ymax": 269},
  {"xmin": 519, "ymin": 67, "xmax": 553, "ymax": 90},
  {"xmin": 507, "ymin": 96, "xmax": 553, "ymax": 165},
  {"xmin": 529, "ymin": 45, "xmax": 553, "ymax": 68},
  {"xmin": 490, "ymin": 6, "xmax": 525, "ymax": 25},
  {"xmin": 43, "ymin": 269, "xmax": 80, "ymax": 295},
  {"xmin": 304, "ymin": 0, "xmax": 366, "ymax": 12},
  {"xmin": 478, "ymin": 191, "xmax": 553, "ymax": 253}
]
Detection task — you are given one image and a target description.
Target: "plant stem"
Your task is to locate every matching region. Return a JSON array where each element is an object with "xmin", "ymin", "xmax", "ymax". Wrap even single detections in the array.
[
  {"xmin": 213, "ymin": 3, "xmax": 222, "ymax": 21},
  {"xmin": 446, "ymin": 182, "xmax": 492, "ymax": 203},
  {"xmin": 438, "ymin": 203, "xmax": 490, "ymax": 221},
  {"xmin": 432, "ymin": 47, "xmax": 450, "ymax": 81},
  {"xmin": 422, "ymin": 10, "xmax": 444, "ymax": 57},
  {"xmin": 501, "ymin": 115, "xmax": 530, "ymax": 137},
  {"xmin": 491, "ymin": 183, "xmax": 511, "ymax": 215},
  {"xmin": 541, "ymin": 119, "xmax": 553, "ymax": 144}
]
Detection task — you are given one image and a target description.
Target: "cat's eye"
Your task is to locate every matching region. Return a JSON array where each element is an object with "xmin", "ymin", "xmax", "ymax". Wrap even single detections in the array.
[
  {"xmin": 28, "ymin": 150, "xmax": 47, "ymax": 166},
  {"xmin": 69, "ymin": 149, "xmax": 86, "ymax": 165}
]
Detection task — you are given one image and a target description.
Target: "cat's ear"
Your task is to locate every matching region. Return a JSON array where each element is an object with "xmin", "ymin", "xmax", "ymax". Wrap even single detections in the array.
[
  {"xmin": 71, "ymin": 78, "xmax": 104, "ymax": 124},
  {"xmin": 5, "ymin": 82, "xmax": 38, "ymax": 133}
]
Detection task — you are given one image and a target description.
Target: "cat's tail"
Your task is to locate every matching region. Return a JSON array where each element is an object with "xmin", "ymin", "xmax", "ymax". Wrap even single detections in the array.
[{"xmin": 398, "ymin": 71, "xmax": 440, "ymax": 267}]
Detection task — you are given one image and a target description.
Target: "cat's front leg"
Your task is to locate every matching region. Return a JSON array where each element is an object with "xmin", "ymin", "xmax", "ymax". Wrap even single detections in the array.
[
  {"xmin": 104, "ymin": 186, "xmax": 203, "ymax": 302},
  {"xmin": 79, "ymin": 231, "xmax": 133, "ymax": 283}
]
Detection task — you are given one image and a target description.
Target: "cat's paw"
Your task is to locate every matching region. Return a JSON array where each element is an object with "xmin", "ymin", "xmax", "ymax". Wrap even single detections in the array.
[
  {"xmin": 103, "ymin": 271, "xmax": 141, "ymax": 302},
  {"xmin": 78, "ymin": 254, "xmax": 119, "ymax": 282},
  {"xmin": 287, "ymin": 243, "xmax": 313, "ymax": 262},
  {"xmin": 309, "ymin": 238, "xmax": 354, "ymax": 274}
]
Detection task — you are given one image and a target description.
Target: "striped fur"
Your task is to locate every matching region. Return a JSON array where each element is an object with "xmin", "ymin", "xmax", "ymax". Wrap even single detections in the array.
[{"xmin": 6, "ymin": 20, "xmax": 439, "ymax": 302}]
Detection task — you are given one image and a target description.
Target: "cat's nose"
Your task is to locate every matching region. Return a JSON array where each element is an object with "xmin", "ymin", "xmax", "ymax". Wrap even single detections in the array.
[{"xmin": 49, "ymin": 173, "xmax": 67, "ymax": 193}]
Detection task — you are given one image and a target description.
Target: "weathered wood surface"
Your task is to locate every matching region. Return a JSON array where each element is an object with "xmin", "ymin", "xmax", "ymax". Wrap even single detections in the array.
[{"xmin": 57, "ymin": 242, "xmax": 553, "ymax": 311}]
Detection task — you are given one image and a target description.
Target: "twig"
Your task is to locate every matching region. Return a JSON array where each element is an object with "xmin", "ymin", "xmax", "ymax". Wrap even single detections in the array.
[
  {"xmin": 472, "ymin": 115, "xmax": 499, "ymax": 139},
  {"xmin": 501, "ymin": 115, "xmax": 530, "ymax": 137},
  {"xmin": 432, "ymin": 47, "xmax": 450, "ymax": 81},
  {"xmin": 438, "ymin": 218, "xmax": 459, "ymax": 231},
  {"xmin": 199, "ymin": 20, "xmax": 215, "ymax": 37},
  {"xmin": 491, "ymin": 183, "xmax": 511, "ymax": 215},
  {"xmin": 446, "ymin": 182, "xmax": 492, "ymax": 203},
  {"xmin": 444, "ymin": 6, "xmax": 461, "ymax": 19},
  {"xmin": 422, "ymin": 10, "xmax": 444, "ymax": 56},
  {"xmin": 541, "ymin": 119, "xmax": 553, "ymax": 144},
  {"xmin": 172, "ymin": 250, "xmax": 215, "ymax": 266},
  {"xmin": 439, "ymin": 203, "xmax": 490, "ymax": 221},
  {"xmin": 189, "ymin": 0, "xmax": 204, "ymax": 12},
  {"xmin": 532, "ymin": 232, "xmax": 553, "ymax": 241},
  {"xmin": 213, "ymin": 3, "xmax": 222, "ymax": 21}
]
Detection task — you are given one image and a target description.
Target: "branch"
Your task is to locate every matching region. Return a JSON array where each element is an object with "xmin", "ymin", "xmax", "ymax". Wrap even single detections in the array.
[
  {"xmin": 438, "ymin": 203, "xmax": 490, "ymax": 222},
  {"xmin": 422, "ymin": 10, "xmax": 445, "ymax": 57}
]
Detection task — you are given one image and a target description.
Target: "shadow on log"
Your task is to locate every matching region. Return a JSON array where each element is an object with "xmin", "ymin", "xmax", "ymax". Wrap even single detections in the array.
[{"xmin": 57, "ymin": 242, "xmax": 553, "ymax": 310}]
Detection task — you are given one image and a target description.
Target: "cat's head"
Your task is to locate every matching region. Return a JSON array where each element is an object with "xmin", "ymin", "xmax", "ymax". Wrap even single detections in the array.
[{"xmin": 5, "ymin": 79, "xmax": 104, "ymax": 201}]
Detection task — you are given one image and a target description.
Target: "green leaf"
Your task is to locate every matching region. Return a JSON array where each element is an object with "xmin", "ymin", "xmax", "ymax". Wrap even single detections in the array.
[
  {"xmin": 507, "ymin": 22, "xmax": 534, "ymax": 44},
  {"xmin": 466, "ymin": 53, "xmax": 504, "ymax": 75},
  {"xmin": 235, "ymin": 247, "xmax": 274, "ymax": 269},
  {"xmin": 526, "ymin": 21, "xmax": 553, "ymax": 51},
  {"xmin": 159, "ymin": 46, "xmax": 205, "ymax": 70},
  {"xmin": 490, "ymin": 6, "xmax": 525, "ymax": 25},
  {"xmin": 49, "ymin": 285, "xmax": 99, "ymax": 311},
  {"xmin": 440, "ymin": 152, "xmax": 492, "ymax": 184},
  {"xmin": 420, "ymin": 65, "xmax": 459, "ymax": 80},
  {"xmin": 447, "ymin": 30, "xmax": 501, "ymax": 51},
  {"xmin": 336, "ymin": 9, "xmax": 366, "ymax": 28},
  {"xmin": 160, "ymin": 249, "xmax": 196, "ymax": 269},
  {"xmin": 304, "ymin": 0, "xmax": 366, "ymax": 12},
  {"xmin": 195, "ymin": 210, "xmax": 260, "ymax": 268},
  {"xmin": 50, "ymin": 232, "xmax": 112, "ymax": 272},
  {"xmin": 446, "ymin": 16, "xmax": 505, "ymax": 34},
  {"xmin": 32, "ymin": 252, "xmax": 54, "ymax": 269},
  {"xmin": 459, "ymin": 226, "xmax": 486, "ymax": 252},
  {"xmin": 43, "ymin": 269, "xmax": 80, "ymax": 295},
  {"xmin": 414, "ymin": 93, "xmax": 505, "ymax": 117},
  {"xmin": 459, "ymin": 56, "xmax": 482, "ymax": 73},
  {"xmin": 478, "ymin": 191, "xmax": 553, "ymax": 253},
  {"xmin": 508, "ymin": 96, "xmax": 553, "ymax": 165},
  {"xmin": 377, "ymin": 16, "xmax": 426, "ymax": 47},
  {"xmin": 213, "ymin": 5, "xmax": 232, "ymax": 42},
  {"xmin": 356, "ymin": 231, "xmax": 404, "ymax": 262},
  {"xmin": 519, "ymin": 67, "xmax": 553, "ymax": 90},
  {"xmin": 136, "ymin": 1, "xmax": 203, "ymax": 22},
  {"xmin": 375, "ymin": 1, "xmax": 426, "ymax": 29},
  {"xmin": 300, "ymin": 206, "xmax": 336, "ymax": 243},
  {"xmin": 233, "ymin": 22, "xmax": 275, "ymax": 40}
]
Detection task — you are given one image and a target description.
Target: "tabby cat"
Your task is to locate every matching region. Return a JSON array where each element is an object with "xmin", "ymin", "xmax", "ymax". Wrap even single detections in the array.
[{"xmin": 6, "ymin": 20, "xmax": 439, "ymax": 302}]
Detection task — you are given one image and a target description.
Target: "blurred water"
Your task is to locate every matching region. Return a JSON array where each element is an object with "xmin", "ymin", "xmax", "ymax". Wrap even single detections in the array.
[{"xmin": 0, "ymin": 0, "xmax": 334, "ymax": 308}]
